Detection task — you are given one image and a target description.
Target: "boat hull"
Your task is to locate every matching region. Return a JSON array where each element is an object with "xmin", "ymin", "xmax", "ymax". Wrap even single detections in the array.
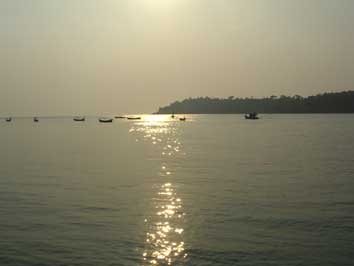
[{"xmin": 99, "ymin": 119, "xmax": 113, "ymax": 123}]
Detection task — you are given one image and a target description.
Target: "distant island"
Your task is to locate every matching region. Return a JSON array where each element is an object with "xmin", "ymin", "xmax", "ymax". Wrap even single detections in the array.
[{"xmin": 156, "ymin": 91, "xmax": 354, "ymax": 114}]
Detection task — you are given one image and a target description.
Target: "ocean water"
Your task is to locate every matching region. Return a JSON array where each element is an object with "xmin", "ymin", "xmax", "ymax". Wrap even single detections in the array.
[{"xmin": 0, "ymin": 114, "xmax": 354, "ymax": 266}]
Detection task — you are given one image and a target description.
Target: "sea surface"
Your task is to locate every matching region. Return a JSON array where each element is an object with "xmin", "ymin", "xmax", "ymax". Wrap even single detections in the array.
[{"xmin": 0, "ymin": 114, "xmax": 354, "ymax": 266}]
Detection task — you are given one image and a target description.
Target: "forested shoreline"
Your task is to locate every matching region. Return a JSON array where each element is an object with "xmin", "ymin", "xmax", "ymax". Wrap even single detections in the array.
[{"xmin": 156, "ymin": 91, "xmax": 354, "ymax": 114}]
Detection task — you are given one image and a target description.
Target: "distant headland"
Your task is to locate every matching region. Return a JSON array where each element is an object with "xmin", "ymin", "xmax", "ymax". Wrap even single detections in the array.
[{"xmin": 156, "ymin": 91, "xmax": 354, "ymax": 114}]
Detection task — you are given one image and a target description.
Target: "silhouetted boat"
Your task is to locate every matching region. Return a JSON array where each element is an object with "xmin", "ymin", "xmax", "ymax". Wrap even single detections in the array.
[
  {"xmin": 99, "ymin": 118, "xmax": 113, "ymax": 123},
  {"xmin": 5, "ymin": 117, "xmax": 12, "ymax": 122},
  {"xmin": 115, "ymin": 116, "xmax": 126, "ymax": 119},
  {"xmin": 127, "ymin": 117, "xmax": 141, "ymax": 120},
  {"xmin": 34, "ymin": 117, "xmax": 39, "ymax": 122},
  {"xmin": 171, "ymin": 113, "xmax": 175, "ymax": 118},
  {"xmin": 74, "ymin": 117, "xmax": 85, "ymax": 122},
  {"xmin": 245, "ymin": 113, "xmax": 259, "ymax": 120},
  {"xmin": 179, "ymin": 117, "xmax": 186, "ymax": 121}
]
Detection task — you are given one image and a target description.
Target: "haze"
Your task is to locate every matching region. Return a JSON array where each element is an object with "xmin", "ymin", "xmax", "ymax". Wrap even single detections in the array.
[{"xmin": 1, "ymin": 0, "xmax": 354, "ymax": 115}]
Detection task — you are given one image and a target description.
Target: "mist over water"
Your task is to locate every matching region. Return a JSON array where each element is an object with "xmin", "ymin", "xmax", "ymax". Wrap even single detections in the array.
[{"xmin": 0, "ymin": 114, "xmax": 354, "ymax": 266}]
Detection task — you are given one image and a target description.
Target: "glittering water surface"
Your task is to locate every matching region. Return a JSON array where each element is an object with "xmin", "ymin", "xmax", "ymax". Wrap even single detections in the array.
[
  {"xmin": 1, "ymin": 114, "xmax": 354, "ymax": 266},
  {"xmin": 130, "ymin": 117, "xmax": 188, "ymax": 265}
]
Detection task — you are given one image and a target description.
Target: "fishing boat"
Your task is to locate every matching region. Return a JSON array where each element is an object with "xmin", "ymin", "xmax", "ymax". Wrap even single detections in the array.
[
  {"xmin": 127, "ymin": 117, "xmax": 141, "ymax": 120},
  {"xmin": 5, "ymin": 117, "xmax": 12, "ymax": 122},
  {"xmin": 74, "ymin": 117, "xmax": 85, "ymax": 122},
  {"xmin": 179, "ymin": 117, "xmax": 186, "ymax": 121},
  {"xmin": 99, "ymin": 118, "xmax": 113, "ymax": 123},
  {"xmin": 171, "ymin": 113, "xmax": 175, "ymax": 118},
  {"xmin": 34, "ymin": 117, "xmax": 39, "ymax": 122},
  {"xmin": 245, "ymin": 113, "xmax": 259, "ymax": 120},
  {"xmin": 115, "ymin": 116, "xmax": 126, "ymax": 119}
]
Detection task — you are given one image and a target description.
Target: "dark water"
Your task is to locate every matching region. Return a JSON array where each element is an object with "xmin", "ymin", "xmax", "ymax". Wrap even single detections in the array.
[{"xmin": 0, "ymin": 114, "xmax": 354, "ymax": 266}]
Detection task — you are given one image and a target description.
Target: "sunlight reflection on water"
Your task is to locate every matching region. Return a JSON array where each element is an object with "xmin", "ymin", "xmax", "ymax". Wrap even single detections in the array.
[{"xmin": 129, "ymin": 115, "xmax": 188, "ymax": 266}]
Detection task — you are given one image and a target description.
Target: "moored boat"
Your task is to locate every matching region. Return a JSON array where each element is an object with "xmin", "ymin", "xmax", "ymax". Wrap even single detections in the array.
[
  {"xmin": 5, "ymin": 117, "xmax": 12, "ymax": 122},
  {"xmin": 245, "ymin": 112, "xmax": 259, "ymax": 120},
  {"xmin": 74, "ymin": 117, "xmax": 85, "ymax": 122},
  {"xmin": 34, "ymin": 117, "xmax": 39, "ymax": 122},
  {"xmin": 115, "ymin": 116, "xmax": 126, "ymax": 119},
  {"xmin": 99, "ymin": 118, "xmax": 113, "ymax": 123},
  {"xmin": 179, "ymin": 117, "xmax": 186, "ymax": 121},
  {"xmin": 127, "ymin": 117, "xmax": 141, "ymax": 120}
]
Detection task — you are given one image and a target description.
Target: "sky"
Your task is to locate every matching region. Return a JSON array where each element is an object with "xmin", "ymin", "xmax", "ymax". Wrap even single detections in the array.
[{"xmin": 1, "ymin": 0, "xmax": 354, "ymax": 115}]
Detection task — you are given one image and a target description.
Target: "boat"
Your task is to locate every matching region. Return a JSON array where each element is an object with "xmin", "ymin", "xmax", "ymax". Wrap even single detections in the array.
[
  {"xmin": 179, "ymin": 117, "xmax": 186, "ymax": 121},
  {"xmin": 5, "ymin": 117, "xmax": 12, "ymax": 122},
  {"xmin": 74, "ymin": 117, "xmax": 85, "ymax": 122},
  {"xmin": 115, "ymin": 116, "xmax": 126, "ymax": 119},
  {"xmin": 127, "ymin": 117, "xmax": 141, "ymax": 120},
  {"xmin": 99, "ymin": 118, "xmax": 113, "ymax": 123},
  {"xmin": 245, "ymin": 112, "xmax": 259, "ymax": 120},
  {"xmin": 34, "ymin": 117, "xmax": 39, "ymax": 122},
  {"xmin": 171, "ymin": 113, "xmax": 175, "ymax": 118}
]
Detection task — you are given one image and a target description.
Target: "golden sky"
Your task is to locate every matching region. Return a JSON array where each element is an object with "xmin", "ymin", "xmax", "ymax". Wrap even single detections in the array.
[{"xmin": 1, "ymin": 0, "xmax": 354, "ymax": 115}]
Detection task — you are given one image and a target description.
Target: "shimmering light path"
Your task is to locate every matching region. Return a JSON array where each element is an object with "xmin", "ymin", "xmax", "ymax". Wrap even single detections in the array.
[
  {"xmin": 129, "ymin": 115, "xmax": 188, "ymax": 266},
  {"xmin": 1, "ymin": 115, "xmax": 354, "ymax": 266}
]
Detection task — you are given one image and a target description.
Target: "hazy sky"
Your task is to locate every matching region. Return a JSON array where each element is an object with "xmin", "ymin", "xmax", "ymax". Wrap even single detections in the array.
[{"xmin": 1, "ymin": 0, "xmax": 354, "ymax": 115}]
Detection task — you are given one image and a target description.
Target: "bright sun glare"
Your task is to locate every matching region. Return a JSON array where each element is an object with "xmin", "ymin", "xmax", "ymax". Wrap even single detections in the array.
[{"xmin": 141, "ymin": 0, "xmax": 182, "ymax": 11}]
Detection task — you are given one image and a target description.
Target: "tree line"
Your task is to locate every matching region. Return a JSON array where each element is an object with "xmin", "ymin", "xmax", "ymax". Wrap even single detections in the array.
[{"xmin": 156, "ymin": 91, "xmax": 354, "ymax": 114}]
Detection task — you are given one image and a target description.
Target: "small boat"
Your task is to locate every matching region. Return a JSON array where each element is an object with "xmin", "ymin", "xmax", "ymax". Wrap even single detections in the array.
[
  {"xmin": 171, "ymin": 113, "xmax": 175, "ymax": 118},
  {"xmin": 5, "ymin": 117, "xmax": 12, "ymax": 122},
  {"xmin": 115, "ymin": 116, "xmax": 126, "ymax": 119},
  {"xmin": 74, "ymin": 117, "xmax": 85, "ymax": 122},
  {"xmin": 179, "ymin": 117, "xmax": 186, "ymax": 121},
  {"xmin": 99, "ymin": 118, "xmax": 113, "ymax": 123},
  {"xmin": 34, "ymin": 117, "xmax": 39, "ymax": 122},
  {"xmin": 245, "ymin": 112, "xmax": 259, "ymax": 120},
  {"xmin": 127, "ymin": 117, "xmax": 141, "ymax": 120}
]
